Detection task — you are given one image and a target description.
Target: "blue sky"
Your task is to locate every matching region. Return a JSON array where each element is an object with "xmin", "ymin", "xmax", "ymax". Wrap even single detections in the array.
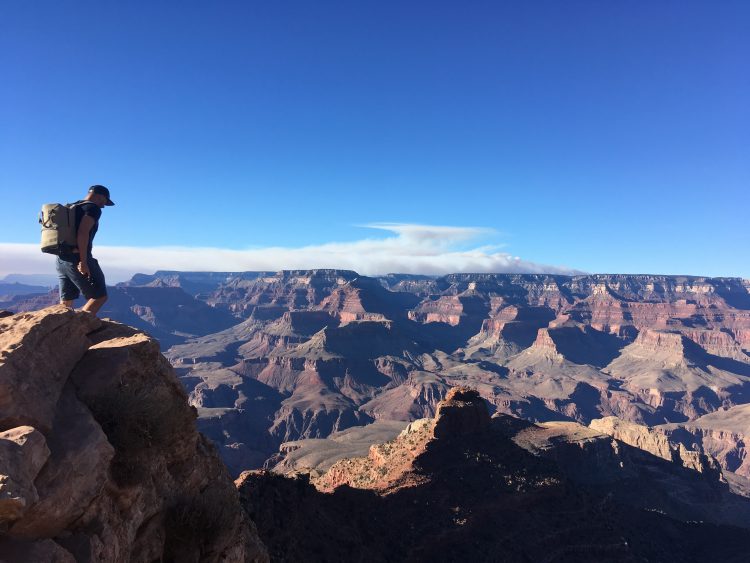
[{"xmin": 1, "ymin": 0, "xmax": 748, "ymax": 280}]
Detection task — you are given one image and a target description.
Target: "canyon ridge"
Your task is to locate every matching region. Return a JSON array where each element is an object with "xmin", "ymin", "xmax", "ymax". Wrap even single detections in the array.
[
  {"xmin": 6, "ymin": 271, "xmax": 749, "ymax": 481},
  {"xmin": 2, "ymin": 271, "xmax": 750, "ymax": 561}
]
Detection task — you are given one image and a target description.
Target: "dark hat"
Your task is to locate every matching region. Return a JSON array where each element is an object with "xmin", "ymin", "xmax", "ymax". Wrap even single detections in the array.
[{"xmin": 89, "ymin": 185, "xmax": 115, "ymax": 206}]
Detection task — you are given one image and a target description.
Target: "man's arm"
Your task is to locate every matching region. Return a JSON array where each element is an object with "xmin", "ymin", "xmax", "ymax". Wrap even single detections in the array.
[{"xmin": 77, "ymin": 214, "xmax": 95, "ymax": 276}]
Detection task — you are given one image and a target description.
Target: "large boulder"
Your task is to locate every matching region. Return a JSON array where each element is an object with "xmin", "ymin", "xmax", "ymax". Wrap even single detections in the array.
[
  {"xmin": 9, "ymin": 383, "xmax": 114, "ymax": 538},
  {"xmin": 0, "ymin": 426, "xmax": 49, "ymax": 524},
  {"xmin": 0, "ymin": 308, "xmax": 268, "ymax": 562},
  {"xmin": 0, "ymin": 306, "xmax": 100, "ymax": 432}
]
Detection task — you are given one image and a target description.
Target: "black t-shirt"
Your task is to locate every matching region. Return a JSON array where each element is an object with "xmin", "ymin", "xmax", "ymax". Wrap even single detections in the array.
[{"xmin": 73, "ymin": 201, "xmax": 102, "ymax": 251}]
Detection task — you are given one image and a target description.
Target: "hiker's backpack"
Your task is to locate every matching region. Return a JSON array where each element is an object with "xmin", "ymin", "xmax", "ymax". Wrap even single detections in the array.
[{"xmin": 39, "ymin": 202, "xmax": 85, "ymax": 255}]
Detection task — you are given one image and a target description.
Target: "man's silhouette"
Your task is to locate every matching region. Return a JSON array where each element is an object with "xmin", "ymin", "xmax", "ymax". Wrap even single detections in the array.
[{"xmin": 56, "ymin": 185, "xmax": 114, "ymax": 315}]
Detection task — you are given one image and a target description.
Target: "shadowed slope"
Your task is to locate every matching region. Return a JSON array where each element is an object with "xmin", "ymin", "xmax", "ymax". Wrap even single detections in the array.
[{"xmin": 240, "ymin": 389, "xmax": 750, "ymax": 562}]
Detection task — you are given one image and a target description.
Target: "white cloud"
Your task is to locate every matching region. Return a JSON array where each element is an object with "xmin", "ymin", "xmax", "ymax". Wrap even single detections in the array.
[{"xmin": 0, "ymin": 223, "xmax": 579, "ymax": 283}]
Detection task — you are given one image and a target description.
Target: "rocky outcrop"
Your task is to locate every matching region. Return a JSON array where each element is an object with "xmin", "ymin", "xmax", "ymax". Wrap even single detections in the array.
[
  {"xmin": 0, "ymin": 427, "xmax": 50, "ymax": 524},
  {"xmin": 589, "ymin": 416, "xmax": 723, "ymax": 477},
  {"xmin": 313, "ymin": 391, "xmax": 746, "ymax": 522},
  {"xmin": 0, "ymin": 306, "xmax": 267, "ymax": 562},
  {"xmin": 318, "ymin": 388, "xmax": 490, "ymax": 491},
  {"xmin": 0, "ymin": 309, "xmax": 100, "ymax": 433},
  {"xmin": 315, "ymin": 417, "xmax": 433, "ymax": 492},
  {"xmin": 523, "ymin": 327, "xmax": 565, "ymax": 361},
  {"xmin": 240, "ymin": 390, "xmax": 750, "ymax": 563},
  {"xmin": 431, "ymin": 387, "xmax": 490, "ymax": 439},
  {"xmin": 658, "ymin": 404, "xmax": 750, "ymax": 478}
]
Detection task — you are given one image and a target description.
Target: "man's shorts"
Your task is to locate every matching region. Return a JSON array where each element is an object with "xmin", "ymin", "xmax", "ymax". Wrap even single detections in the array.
[{"xmin": 56, "ymin": 253, "xmax": 107, "ymax": 301}]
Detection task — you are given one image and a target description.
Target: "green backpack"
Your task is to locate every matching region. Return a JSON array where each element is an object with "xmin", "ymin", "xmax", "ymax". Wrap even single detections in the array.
[{"xmin": 39, "ymin": 202, "xmax": 86, "ymax": 255}]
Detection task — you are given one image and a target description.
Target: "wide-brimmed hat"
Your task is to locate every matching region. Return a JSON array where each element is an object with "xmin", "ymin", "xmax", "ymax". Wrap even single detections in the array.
[{"xmin": 89, "ymin": 185, "xmax": 115, "ymax": 206}]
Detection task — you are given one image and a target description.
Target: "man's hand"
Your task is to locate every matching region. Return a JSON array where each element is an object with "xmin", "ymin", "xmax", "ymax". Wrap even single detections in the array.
[{"xmin": 78, "ymin": 260, "xmax": 91, "ymax": 278}]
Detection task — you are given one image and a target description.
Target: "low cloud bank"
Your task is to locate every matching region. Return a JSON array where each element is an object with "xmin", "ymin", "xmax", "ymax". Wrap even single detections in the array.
[{"xmin": 0, "ymin": 223, "xmax": 579, "ymax": 283}]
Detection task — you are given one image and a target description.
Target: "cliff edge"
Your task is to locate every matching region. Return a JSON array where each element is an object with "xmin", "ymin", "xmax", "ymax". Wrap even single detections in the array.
[{"xmin": 0, "ymin": 306, "xmax": 267, "ymax": 562}]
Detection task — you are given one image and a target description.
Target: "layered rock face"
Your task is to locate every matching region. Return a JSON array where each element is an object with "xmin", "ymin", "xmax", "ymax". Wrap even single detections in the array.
[
  {"xmin": 240, "ymin": 390, "xmax": 750, "ymax": 562},
  {"xmin": 658, "ymin": 403, "xmax": 750, "ymax": 478},
  {"xmin": 0, "ymin": 307, "xmax": 267, "ymax": 562},
  {"xmin": 10, "ymin": 271, "xmax": 750, "ymax": 480},
  {"xmin": 161, "ymin": 272, "xmax": 750, "ymax": 478},
  {"xmin": 203, "ymin": 270, "xmax": 359, "ymax": 318}
]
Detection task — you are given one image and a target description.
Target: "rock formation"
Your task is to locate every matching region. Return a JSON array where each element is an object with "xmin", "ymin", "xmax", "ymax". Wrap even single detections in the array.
[
  {"xmin": 241, "ymin": 389, "xmax": 750, "ymax": 562},
  {"xmin": 169, "ymin": 273, "xmax": 750, "ymax": 477},
  {"xmin": 658, "ymin": 403, "xmax": 750, "ymax": 478},
  {"xmin": 0, "ymin": 306, "xmax": 267, "ymax": 562},
  {"xmin": 589, "ymin": 416, "xmax": 723, "ymax": 476},
  {"xmin": 9, "ymin": 271, "xmax": 750, "ymax": 480}
]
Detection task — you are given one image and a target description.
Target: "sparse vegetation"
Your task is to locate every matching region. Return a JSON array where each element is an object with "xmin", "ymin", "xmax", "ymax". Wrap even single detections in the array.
[
  {"xmin": 89, "ymin": 384, "xmax": 192, "ymax": 452},
  {"xmin": 86, "ymin": 383, "xmax": 194, "ymax": 486}
]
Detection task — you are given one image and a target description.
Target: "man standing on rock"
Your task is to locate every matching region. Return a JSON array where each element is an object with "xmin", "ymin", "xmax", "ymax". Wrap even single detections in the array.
[{"xmin": 56, "ymin": 185, "xmax": 114, "ymax": 315}]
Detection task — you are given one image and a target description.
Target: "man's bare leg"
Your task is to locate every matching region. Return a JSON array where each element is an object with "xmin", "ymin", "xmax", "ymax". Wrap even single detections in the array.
[
  {"xmin": 61, "ymin": 300, "xmax": 74, "ymax": 309},
  {"xmin": 81, "ymin": 296, "xmax": 107, "ymax": 315}
]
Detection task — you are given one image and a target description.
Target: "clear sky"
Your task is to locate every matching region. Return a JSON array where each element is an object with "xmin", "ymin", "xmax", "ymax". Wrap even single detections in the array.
[{"xmin": 1, "ymin": 0, "xmax": 748, "ymax": 280}]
